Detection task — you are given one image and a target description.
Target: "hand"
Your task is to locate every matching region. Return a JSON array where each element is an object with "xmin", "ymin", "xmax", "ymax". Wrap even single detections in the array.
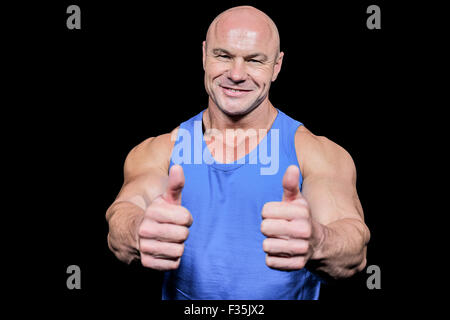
[
  {"xmin": 137, "ymin": 165, "xmax": 193, "ymax": 271},
  {"xmin": 261, "ymin": 165, "xmax": 322, "ymax": 271}
]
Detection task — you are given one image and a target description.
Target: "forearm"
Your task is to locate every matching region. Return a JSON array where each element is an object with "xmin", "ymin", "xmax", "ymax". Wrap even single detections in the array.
[
  {"xmin": 309, "ymin": 218, "xmax": 370, "ymax": 279},
  {"xmin": 106, "ymin": 201, "xmax": 144, "ymax": 264}
]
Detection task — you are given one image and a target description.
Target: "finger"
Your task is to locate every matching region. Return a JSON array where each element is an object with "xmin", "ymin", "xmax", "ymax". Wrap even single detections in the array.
[
  {"xmin": 263, "ymin": 238, "xmax": 309, "ymax": 256},
  {"xmin": 265, "ymin": 254, "xmax": 307, "ymax": 271},
  {"xmin": 146, "ymin": 204, "xmax": 193, "ymax": 227},
  {"xmin": 139, "ymin": 239, "xmax": 184, "ymax": 259},
  {"xmin": 162, "ymin": 164, "xmax": 184, "ymax": 205},
  {"xmin": 282, "ymin": 165, "xmax": 304, "ymax": 202},
  {"xmin": 261, "ymin": 219, "xmax": 312, "ymax": 239},
  {"xmin": 138, "ymin": 220, "xmax": 190, "ymax": 243},
  {"xmin": 140, "ymin": 253, "xmax": 180, "ymax": 271},
  {"xmin": 262, "ymin": 201, "xmax": 309, "ymax": 220}
]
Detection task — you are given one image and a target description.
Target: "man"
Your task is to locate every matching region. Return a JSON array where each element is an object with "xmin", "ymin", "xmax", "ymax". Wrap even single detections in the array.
[{"xmin": 106, "ymin": 6, "xmax": 370, "ymax": 300}]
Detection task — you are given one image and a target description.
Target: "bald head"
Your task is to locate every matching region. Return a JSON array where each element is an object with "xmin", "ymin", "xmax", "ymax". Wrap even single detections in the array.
[
  {"xmin": 202, "ymin": 6, "xmax": 284, "ymax": 116},
  {"xmin": 205, "ymin": 6, "xmax": 280, "ymax": 58}
]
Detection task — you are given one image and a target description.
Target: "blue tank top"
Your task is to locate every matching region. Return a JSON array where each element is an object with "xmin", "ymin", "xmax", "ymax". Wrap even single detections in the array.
[{"xmin": 163, "ymin": 108, "xmax": 322, "ymax": 300}]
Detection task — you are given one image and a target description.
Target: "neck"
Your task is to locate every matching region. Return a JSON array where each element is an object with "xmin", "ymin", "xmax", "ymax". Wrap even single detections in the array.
[{"xmin": 204, "ymin": 98, "xmax": 277, "ymax": 132}]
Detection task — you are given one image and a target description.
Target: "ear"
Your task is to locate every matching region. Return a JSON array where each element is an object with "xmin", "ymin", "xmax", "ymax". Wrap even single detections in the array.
[
  {"xmin": 202, "ymin": 41, "xmax": 207, "ymax": 70},
  {"xmin": 271, "ymin": 51, "xmax": 284, "ymax": 82}
]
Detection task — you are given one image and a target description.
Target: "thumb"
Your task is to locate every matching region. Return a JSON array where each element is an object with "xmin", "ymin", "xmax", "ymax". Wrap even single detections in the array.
[
  {"xmin": 162, "ymin": 164, "xmax": 185, "ymax": 205},
  {"xmin": 282, "ymin": 165, "xmax": 302, "ymax": 202}
]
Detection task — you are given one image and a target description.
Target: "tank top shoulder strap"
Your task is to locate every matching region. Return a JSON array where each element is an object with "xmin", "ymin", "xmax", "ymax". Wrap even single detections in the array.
[
  {"xmin": 170, "ymin": 110, "xmax": 204, "ymax": 168},
  {"xmin": 274, "ymin": 108, "xmax": 303, "ymax": 168},
  {"xmin": 178, "ymin": 110, "xmax": 204, "ymax": 132}
]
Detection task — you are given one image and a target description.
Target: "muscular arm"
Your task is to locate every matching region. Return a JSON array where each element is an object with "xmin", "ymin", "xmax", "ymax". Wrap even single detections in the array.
[
  {"xmin": 296, "ymin": 127, "xmax": 370, "ymax": 279},
  {"xmin": 105, "ymin": 129, "xmax": 177, "ymax": 264}
]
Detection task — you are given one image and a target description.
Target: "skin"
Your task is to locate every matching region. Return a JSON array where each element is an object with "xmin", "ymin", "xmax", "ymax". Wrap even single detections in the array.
[{"xmin": 106, "ymin": 6, "xmax": 370, "ymax": 279}]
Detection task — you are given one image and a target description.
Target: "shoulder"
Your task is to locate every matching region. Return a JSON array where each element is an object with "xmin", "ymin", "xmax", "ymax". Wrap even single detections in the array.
[
  {"xmin": 294, "ymin": 126, "xmax": 356, "ymax": 181},
  {"xmin": 124, "ymin": 127, "xmax": 180, "ymax": 180}
]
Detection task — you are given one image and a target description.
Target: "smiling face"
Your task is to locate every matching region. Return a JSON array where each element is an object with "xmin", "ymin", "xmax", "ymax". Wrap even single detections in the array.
[{"xmin": 203, "ymin": 6, "xmax": 284, "ymax": 117}]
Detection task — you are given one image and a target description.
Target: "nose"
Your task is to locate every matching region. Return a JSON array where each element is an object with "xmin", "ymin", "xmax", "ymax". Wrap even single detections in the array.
[{"xmin": 228, "ymin": 58, "xmax": 247, "ymax": 83}]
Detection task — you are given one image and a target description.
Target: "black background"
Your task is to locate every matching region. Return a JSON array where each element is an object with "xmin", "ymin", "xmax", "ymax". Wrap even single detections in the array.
[{"xmin": 7, "ymin": 0, "xmax": 439, "ymax": 316}]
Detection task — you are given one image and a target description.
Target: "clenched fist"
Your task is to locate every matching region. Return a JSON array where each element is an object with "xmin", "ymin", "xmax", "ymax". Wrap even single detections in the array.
[
  {"xmin": 261, "ymin": 165, "xmax": 322, "ymax": 271},
  {"xmin": 138, "ymin": 165, "xmax": 193, "ymax": 271}
]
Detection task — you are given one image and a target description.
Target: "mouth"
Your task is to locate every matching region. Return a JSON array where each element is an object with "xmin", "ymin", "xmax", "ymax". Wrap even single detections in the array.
[{"xmin": 220, "ymin": 85, "xmax": 252, "ymax": 97}]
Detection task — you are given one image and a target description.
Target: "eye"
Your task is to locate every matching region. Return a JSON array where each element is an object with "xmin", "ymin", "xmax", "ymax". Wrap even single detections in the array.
[
  {"xmin": 249, "ymin": 59, "xmax": 262, "ymax": 63},
  {"xmin": 218, "ymin": 55, "xmax": 231, "ymax": 59}
]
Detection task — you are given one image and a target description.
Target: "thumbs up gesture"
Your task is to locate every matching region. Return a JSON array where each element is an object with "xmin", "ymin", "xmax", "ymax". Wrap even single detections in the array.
[
  {"xmin": 261, "ymin": 165, "xmax": 318, "ymax": 271},
  {"xmin": 138, "ymin": 165, "xmax": 193, "ymax": 271}
]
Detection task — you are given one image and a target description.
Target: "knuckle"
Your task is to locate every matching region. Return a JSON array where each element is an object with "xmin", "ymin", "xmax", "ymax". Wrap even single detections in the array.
[
  {"xmin": 291, "ymin": 204, "xmax": 308, "ymax": 218},
  {"xmin": 261, "ymin": 203, "xmax": 270, "ymax": 218},
  {"xmin": 266, "ymin": 254, "xmax": 306, "ymax": 271},
  {"xmin": 262, "ymin": 202, "xmax": 276, "ymax": 218},
  {"xmin": 174, "ymin": 243, "xmax": 185, "ymax": 258},
  {"xmin": 262, "ymin": 238, "xmax": 270, "ymax": 253},
  {"xmin": 137, "ymin": 225, "xmax": 145, "ymax": 238},
  {"xmin": 181, "ymin": 227, "xmax": 190, "ymax": 241},
  {"xmin": 359, "ymin": 258, "xmax": 367, "ymax": 271},
  {"xmin": 286, "ymin": 248, "xmax": 296, "ymax": 256},
  {"xmin": 265, "ymin": 255, "xmax": 279, "ymax": 269},
  {"xmin": 138, "ymin": 221, "xmax": 155, "ymax": 238},
  {"xmin": 299, "ymin": 206, "xmax": 310, "ymax": 218},
  {"xmin": 159, "ymin": 207, "xmax": 174, "ymax": 222},
  {"xmin": 290, "ymin": 241, "xmax": 305, "ymax": 254},
  {"xmin": 140, "ymin": 240, "xmax": 157, "ymax": 255},
  {"xmin": 137, "ymin": 220, "xmax": 146, "ymax": 236},
  {"xmin": 140, "ymin": 253, "xmax": 180, "ymax": 271},
  {"xmin": 295, "ymin": 257, "xmax": 306, "ymax": 269},
  {"xmin": 285, "ymin": 242, "xmax": 298, "ymax": 256},
  {"xmin": 289, "ymin": 223, "xmax": 301, "ymax": 238},
  {"xmin": 260, "ymin": 220, "xmax": 267, "ymax": 234},
  {"xmin": 145, "ymin": 204, "xmax": 158, "ymax": 219},
  {"xmin": 138, "ymin": 239, "xmax": 148, "ymax": 253},
  {"xmin": 297, "ymin": 241, "xmax": 309, "ymax": 254},
  {"xmin": 303, "ymin": 223, "xmax": 312, "ymax": 238},
  {"xmin": 181, "ymin": 209, "xmax": 193, "ymax": 226},
  {"xmin": 170, "ymin": 225, "xmax": 189, "ymax": 242},
  {"xmin": 260, "ymin": 219, "xmax": 265, "ymax": 230},
  {"xmin": 166, "ymin": 259, "xmax": 181, "ymax": 270},
  {"xmin": 265, "ymin": 254, "xmax": 273, "ymax": 267},
  {"xmin": 173, "ymin": 259, "xmax": 181, "ymax": 269},
  {"xmin": 140, "ymin": 254, "xmax": 153, "ymax": 268},
  {"xmin": 291, "ymin": 220, "xmax": 311, "ymax": 238},
  {"xmin": 261, "ymin": 219, "xmax": 272, "ymax": 232},
  {"xmin": 180, "ymin": 213, "xmax": 189, "ymax": 226}
]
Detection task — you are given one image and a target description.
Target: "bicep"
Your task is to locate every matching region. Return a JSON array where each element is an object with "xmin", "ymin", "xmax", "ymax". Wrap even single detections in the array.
[
  {"xmin": 114, "ymin": 132, "xmax": 176, "ymax": 210},
  {"xmin": 297, "ymin": 132, "xmax": 364, "ymax": 226}
]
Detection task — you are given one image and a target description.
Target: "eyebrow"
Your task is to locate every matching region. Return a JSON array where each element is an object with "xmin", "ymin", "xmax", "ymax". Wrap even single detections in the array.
[{"xmin": 212, "ymin": 48, "xmax": 268, "ymax": 61}]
